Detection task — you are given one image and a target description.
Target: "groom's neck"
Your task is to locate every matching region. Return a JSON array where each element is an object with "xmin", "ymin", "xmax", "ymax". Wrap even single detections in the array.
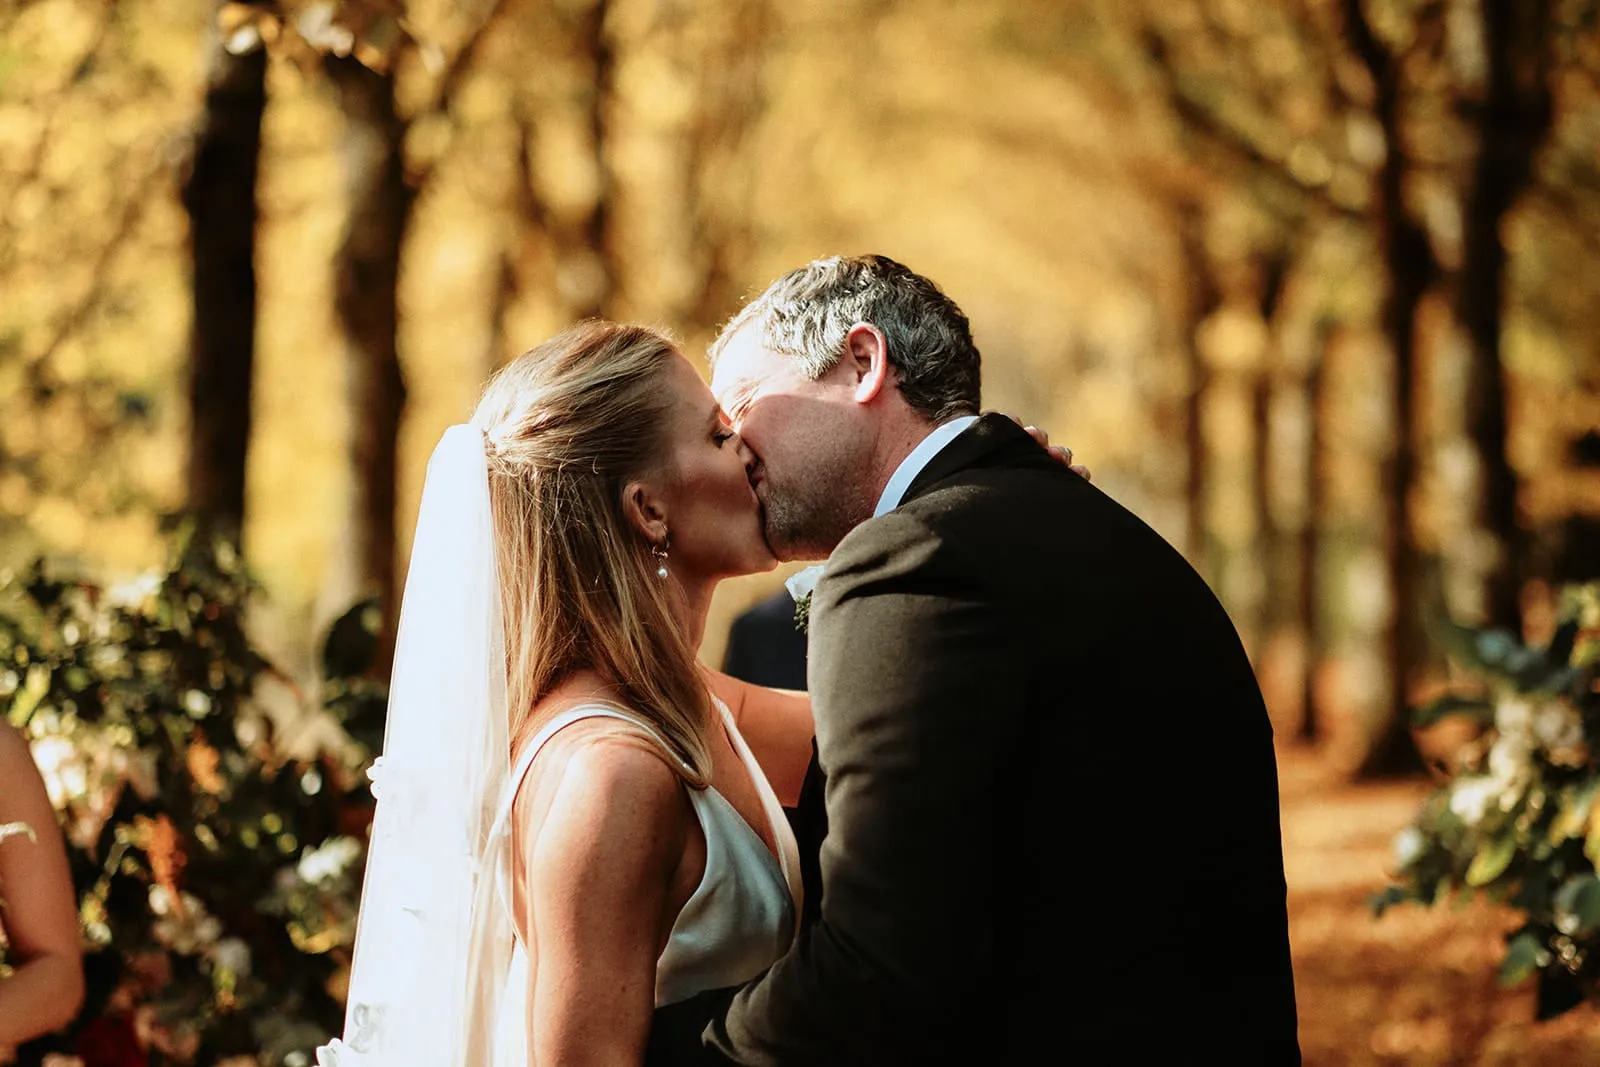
[{"xmin": 860, "ymin": 408, "xmax": 945, "ymax": 513}]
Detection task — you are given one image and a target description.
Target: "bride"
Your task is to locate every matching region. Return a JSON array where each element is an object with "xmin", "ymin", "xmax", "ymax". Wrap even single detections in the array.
[
  {"xmin": 318, "ymin": 321, "xmax": 811, "ymax": 1067},
  {"xmin": 317, "ymin": 320, "xmax": 1070, "ymax": 1066}
]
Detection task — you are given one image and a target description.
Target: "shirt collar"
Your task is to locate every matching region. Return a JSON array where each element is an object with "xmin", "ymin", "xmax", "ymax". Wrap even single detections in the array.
[{"xmin": 873, "ymin": 415, "xmax": 980, "ymax": 517}]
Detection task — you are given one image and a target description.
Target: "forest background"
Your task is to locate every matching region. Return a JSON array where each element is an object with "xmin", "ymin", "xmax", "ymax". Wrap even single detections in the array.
[{"xmin": 3, "ymin": 0, "xmax": 1600, "ymax": 1063}]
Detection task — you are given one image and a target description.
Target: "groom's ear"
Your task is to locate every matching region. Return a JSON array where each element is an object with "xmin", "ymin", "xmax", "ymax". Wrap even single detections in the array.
[
  {"xmin": 621, "ymin": 480, "xmax": 671, "ymax": 546},
  {"xmin": 844, "ymin": 323, "xmax": 892, "ymax": 406}
]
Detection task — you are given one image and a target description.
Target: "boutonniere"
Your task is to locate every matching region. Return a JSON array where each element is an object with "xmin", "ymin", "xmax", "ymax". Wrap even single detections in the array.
[{"xmin": 786, "ymin": 565, "xmax": 825, "ymax": 634}]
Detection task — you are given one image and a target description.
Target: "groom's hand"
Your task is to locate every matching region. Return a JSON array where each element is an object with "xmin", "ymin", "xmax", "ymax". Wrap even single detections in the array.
[{"xmin": 992, "ymin": 412, "xmax": 1091, "ymax": 480}]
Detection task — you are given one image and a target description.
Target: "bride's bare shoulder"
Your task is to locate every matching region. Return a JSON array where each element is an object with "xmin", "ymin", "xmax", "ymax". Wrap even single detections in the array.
[
  {"xmin": 519, "ymin": 725, "xmax": 693, "ymax": 902},
  {"xmin": 515, "ymin": 674, "xmax": 693, "ymax": 847}
]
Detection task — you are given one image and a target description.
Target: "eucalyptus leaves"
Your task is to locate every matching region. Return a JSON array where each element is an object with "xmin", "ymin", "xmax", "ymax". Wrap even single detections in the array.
[{"xmin": 1376, "ymin": 584, "xmax": 1600, "ymax": 1017}]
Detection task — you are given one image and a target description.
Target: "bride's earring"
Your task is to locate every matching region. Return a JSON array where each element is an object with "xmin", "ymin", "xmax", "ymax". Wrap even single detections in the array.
[{"xmin": 652, "ymin": 535, "xmax": 670, "ymax": 579}]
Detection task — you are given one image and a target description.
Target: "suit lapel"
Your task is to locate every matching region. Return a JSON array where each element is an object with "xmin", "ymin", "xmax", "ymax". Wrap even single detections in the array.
[
  {"xmin": 899, "ymin": 413, "xmax": 1045, "ymax": 507},
  {"xmin": 793, "ymin": 416, "xmax": 1048, "ymax": 932}
]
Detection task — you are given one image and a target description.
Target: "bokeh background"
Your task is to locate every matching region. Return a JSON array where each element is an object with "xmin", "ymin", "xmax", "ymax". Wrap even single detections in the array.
[{"xmin": 3, "ymin": 0, "xmax": 1600, "ymax": 1063}]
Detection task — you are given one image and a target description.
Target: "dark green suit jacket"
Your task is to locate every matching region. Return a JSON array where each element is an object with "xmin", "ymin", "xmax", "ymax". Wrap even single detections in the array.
[{"xmin": 650, "ymin": 415, "xmax": 1299, "ymax": 1064}]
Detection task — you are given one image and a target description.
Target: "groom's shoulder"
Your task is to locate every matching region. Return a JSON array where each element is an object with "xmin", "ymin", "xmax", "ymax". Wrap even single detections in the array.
[
  {"xmin": 823, "ymin": 467, "xmax": 1074, "ymax": 582},
  {"xmin": 898, "ymin": 457, "xmax": 1194, "ymax": 579},
  {"xmin": 899, "ymin": 455, "xmax": 1097, "ymax": 539},
  {"xmin": 826, "ymin": 507, "xmax": 941, "ymax": 583}
]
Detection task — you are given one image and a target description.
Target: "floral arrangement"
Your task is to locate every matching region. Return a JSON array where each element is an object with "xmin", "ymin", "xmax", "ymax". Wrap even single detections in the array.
[
  {"xmin": 1376, "ymin": 582, "xmax": 1600, "ymax": 1018},
  {"xmin": 786, "ymin": 565, "xmax": 824, "ymax": 634},
  {"xmin": 0, "ymin": 528, "xmax": 386, "ymax": 1065}
]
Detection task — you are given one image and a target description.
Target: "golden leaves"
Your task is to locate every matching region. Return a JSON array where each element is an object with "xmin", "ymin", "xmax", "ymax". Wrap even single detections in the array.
[{"xmin": 217, "ymin": 1, "xmax": 437, "ymax": 74}]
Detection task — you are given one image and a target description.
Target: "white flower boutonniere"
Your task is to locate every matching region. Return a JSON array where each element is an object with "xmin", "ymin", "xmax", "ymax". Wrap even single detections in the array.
[{"xmin": 786, "ymin": 565, "xmax": 825, "ymax": 634}]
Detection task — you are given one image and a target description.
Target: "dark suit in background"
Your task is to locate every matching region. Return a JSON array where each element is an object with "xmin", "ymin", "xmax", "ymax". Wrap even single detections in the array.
[
  {"xmin": 655, "ymin": 415, "xmax": 1299, "ymax": 1065},
  {"xmin": 721, "ymin": 590, "xmax": 808, "ymax": 693}
]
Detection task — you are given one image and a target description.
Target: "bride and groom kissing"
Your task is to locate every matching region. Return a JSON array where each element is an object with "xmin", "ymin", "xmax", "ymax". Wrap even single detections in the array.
[{"xmin": 318, "ymin": 255, "xmax": 1301, "ymax": 1065}]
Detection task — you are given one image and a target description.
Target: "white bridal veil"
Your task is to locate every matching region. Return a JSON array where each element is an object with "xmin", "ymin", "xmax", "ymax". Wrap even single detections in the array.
[{"xmin": 317, "ymin": 425, "xmax": 514, "ymax": 1066}]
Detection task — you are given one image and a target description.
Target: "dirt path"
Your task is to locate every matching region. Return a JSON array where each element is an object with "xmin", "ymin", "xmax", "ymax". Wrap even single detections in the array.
[{"xmin": 1280, "ymin": 747, "xmax": 1600, "ymax": 1065}]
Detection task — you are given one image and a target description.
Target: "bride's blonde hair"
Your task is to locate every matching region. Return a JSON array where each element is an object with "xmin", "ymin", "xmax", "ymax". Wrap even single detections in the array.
[{"xmin": 472, "ymin": 321, "xmax": 712, "ymax": 786}]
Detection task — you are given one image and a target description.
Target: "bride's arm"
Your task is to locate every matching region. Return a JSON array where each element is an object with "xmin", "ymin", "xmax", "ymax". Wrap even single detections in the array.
[
  {"xmin": 521, "ymin": 736, "xmax": 692, "ymax": 1065},
  {"xmin": 0, "ymin": 723, "xmax": 85, "ymax": 1049},
  {"xmin": 702, "ymin": 669, "xmax": 813, "ymax": 806}
]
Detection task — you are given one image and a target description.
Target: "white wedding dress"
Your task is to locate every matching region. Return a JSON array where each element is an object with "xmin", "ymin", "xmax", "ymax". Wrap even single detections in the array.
[
  {"xmin": 317, "ymin": 425, "xmax": 801, "ymax": 1067},
  {"xmin": 489, "ymin": 699, "xmax": 804, "ymax": 1064}
]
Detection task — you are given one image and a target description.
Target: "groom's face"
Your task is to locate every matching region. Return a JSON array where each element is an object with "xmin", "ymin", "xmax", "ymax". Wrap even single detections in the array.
[{"xmin": 711, "ymin": 324, "xmax": 876, "ymax": 562}]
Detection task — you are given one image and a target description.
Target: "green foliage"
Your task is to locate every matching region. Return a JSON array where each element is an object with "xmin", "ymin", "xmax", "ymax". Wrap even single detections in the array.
[
  {"xmin": 0, "ymin": 526, "xmax": 383, "ymax": 1066},
  {"xmin": 1376, "ymin": 583, "xmax": 1600, "ymax": 1019}
]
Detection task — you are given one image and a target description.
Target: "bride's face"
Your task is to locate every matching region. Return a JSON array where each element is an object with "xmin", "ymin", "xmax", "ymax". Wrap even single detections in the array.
[{"xmin": 649, "ymin": 353, "xmax": 776, "ymax": 581}]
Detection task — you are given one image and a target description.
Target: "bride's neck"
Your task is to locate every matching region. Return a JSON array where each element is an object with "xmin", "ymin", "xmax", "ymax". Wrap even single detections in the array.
[{"xmin": 669, "ymin": 574, "xmax": 715, "ymax": 655}]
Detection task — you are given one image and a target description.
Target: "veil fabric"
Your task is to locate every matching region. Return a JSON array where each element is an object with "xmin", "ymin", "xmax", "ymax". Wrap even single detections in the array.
[{"xmin": 317, "ymin": 425, "xmax": 514, "ymax": 1067}]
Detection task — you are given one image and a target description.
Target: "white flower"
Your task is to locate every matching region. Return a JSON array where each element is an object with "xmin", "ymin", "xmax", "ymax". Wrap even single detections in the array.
[
  {"xmin": 785, "ymin": 565, "xmax": 825, "ymax": 604},
  {"xmin": 1532, "ymin": 701, "xmax": 1584, "ymax": 752},
  {"xmin": 183, "ymin": 689, "xmax": 213, "ymax": 718},
  {"xmin": 1488, "ymin": 733, "xmax": 1533, "ymax": 784},
  {"xmin": 1483, "ymin": 734, "xmax": 1534, "ymax": 812},
  {"xmin": 210, "ymin": 937, "xmax": 252, "ymax": 978},
  {"xmin": 29, "ymin": 735, "xmax": 87, "ymax": 808},
  {"xmin": 148, "ymin": 884, "xmax": 176, "ymax": 916},
  {"xmin": 1392, "ymin": 826, "xmax": 1426, "ymax": 870},
  {"xmin": 105, "ymin": 572, "xmax": 162, "ymax": 609},
  {"xmin": 151, "ymin": 891, "xmax": 223, "ymax": 954},
  {"xmin": 1495, "ymin": 697, "xmax": 1534, "ymax": 737},
  {"xmin": 298, "ymin": 836, "xmax": 363, "ymax": 885},
  {"xmin": 1450, "ymin": 776, "xmax": 1499, "ymax": 826}
]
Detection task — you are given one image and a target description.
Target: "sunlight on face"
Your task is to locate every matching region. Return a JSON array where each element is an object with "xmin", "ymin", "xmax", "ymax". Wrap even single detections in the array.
[
  {"xmin": 709, "ymin": 326, "xmax": 873, "ymax": 561},
  {"xmin": 651, "ymin": 352, "xmax": 775, "ymax": 581}
]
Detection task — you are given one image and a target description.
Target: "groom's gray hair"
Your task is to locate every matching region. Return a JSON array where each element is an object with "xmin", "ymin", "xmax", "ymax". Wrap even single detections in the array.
[{"xmin": 712, "ymin": 255, "xmax": 982, "ymax": 423}]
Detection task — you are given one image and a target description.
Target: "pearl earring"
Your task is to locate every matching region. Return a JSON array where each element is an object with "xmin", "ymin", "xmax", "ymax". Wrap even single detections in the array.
[{"xmin": 652, "ymin": 537, "xmax": 670, "ymax": 579}]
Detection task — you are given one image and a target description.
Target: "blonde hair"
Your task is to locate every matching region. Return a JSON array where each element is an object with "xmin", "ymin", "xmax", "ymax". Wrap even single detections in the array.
[{"xmin": 472, "ymin": 321, "xmax": 712, "ymax": 786}]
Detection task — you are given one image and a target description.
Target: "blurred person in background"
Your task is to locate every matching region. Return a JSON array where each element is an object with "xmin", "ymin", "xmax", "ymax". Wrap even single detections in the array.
[
  {"xmin": 0, "ymin": 721, "xmax": 85, "ymax": 1064},
  {"xmin": 720, "ymin": 590, "xmax": 807, "ymax": 694}
]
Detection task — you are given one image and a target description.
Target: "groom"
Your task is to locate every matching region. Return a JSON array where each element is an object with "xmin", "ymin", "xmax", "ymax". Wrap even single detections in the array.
[{"xmin": 650, "ymin": 256, "xmax": 1299, "ymax": 1064}]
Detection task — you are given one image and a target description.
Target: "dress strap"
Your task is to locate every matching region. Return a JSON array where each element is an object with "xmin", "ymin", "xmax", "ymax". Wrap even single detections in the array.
[
  {"xmin": 487, "ymin": 703, "xmax": 691, "ymax": 843},
  {"xmin": 711, "ymin": 696, "xmax": 805, "ymax": 928}
]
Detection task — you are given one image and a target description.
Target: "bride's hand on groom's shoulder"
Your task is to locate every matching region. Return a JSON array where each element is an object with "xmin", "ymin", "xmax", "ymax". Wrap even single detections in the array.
[{"xmin": 991, "ymin": 412, "xmax": 1091, "ymax": 481}]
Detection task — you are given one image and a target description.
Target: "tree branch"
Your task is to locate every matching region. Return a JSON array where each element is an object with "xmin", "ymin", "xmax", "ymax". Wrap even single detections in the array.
[
  {"xmin": 406, "ymin": 0, "xmax": 514, "ymax": 190},
  {"xmin": 1142, "ymin": 29, "xmax": 1364, "ymax": 223},
  {"xmin": 1527, "ymin": 177, "xmax": 1600, "ymax": 258},
  {"xmin": 29, "ymin": 160, "xmax": 167, "ymax": 376}
]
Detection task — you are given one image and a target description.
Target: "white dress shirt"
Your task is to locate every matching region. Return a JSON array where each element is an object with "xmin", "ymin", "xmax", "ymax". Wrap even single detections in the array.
[
  {"xmin": 785, "ymin": 415, "xmax": 980, "ymax": 605},
  {"xmin": 872, "ymin": 415, "xmax": 979, "ymax": 517}
]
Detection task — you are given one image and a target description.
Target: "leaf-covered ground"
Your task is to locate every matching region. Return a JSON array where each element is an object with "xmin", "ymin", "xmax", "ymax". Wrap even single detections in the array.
[{"xmin": 1281, "ymin": 747, "xmax": 1600, "ymax": 1065}]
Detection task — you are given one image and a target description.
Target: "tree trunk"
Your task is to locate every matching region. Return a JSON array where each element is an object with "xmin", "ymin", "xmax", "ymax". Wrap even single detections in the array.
[
  {"xmin": 586, "ymin": 0, "xmax": 613, "ymax": 316},
  {"xmin": 552, "ymin": 0, "xmax": 615, "ymax": 321},
  {"xmin": 1253, "ymin": 249, "xmax": 1293, "ymax": 621},
  {"xmin": 325, "ymin": 55, "xmax": 412, "ymax": 677},
  {"xmin": 1345, "ymin": 0, "xmax": 1432, "ymax": 776},
  {"xmin": 181, "ymin": 25, "xmax": 266, "ymax": 543},
  {"xmin": 1178, "ymin": 201, "xmax": 1222, "ymax": 570},
  {"xmin": 1299, "ymin": 334, "xmax": 1327, "ymax": 744},
  {"xmin": 1456, "ymin": 0, "xmax": 1554, "ymax": 634},
  {"xmin": 687, "ymin": 0, "xmax": 770, "ymax": 330},
  {"xmin": 1252, "ymin": 250, "xmax": 1294, "ymax": 714}
]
